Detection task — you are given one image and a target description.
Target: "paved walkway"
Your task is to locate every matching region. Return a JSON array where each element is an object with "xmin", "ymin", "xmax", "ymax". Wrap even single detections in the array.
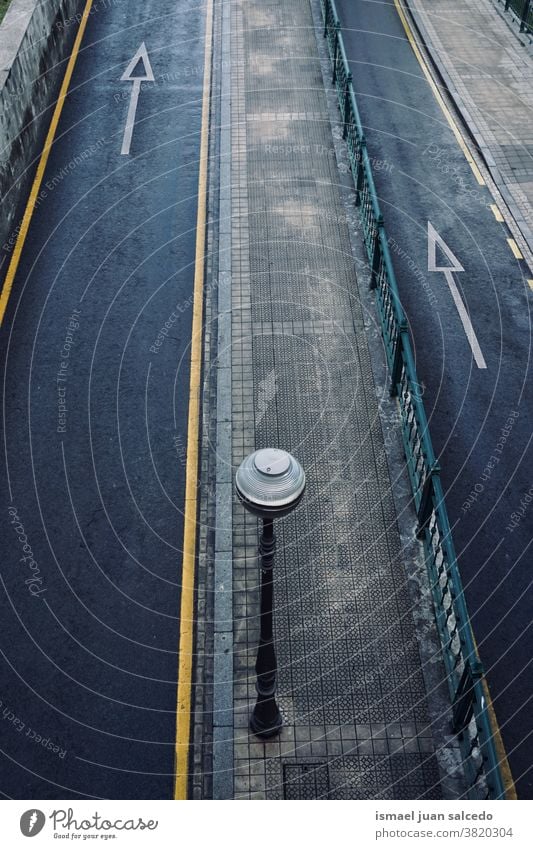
[
  {"xmin": 192, "ymin": 0, "xmax": 468, "ymax": 800},
  {"xmin": 406, "ymin": 0, "xmax": 533, "ymax": 258}
]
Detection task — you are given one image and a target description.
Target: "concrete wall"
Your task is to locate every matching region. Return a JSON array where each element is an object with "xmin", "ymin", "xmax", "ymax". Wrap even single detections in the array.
[{"xmin": 0, "ymin": 0, "xmax": 84, "ymax": 253}]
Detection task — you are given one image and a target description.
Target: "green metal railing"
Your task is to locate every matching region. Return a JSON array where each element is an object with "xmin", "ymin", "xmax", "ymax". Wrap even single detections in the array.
[
  {"xmin": 321, "ymin": 0, "xmax": 506, "ymax": 800},
  {"xmin": 498, "ymin": 0, "xmax": 533, "ymax": 34}
]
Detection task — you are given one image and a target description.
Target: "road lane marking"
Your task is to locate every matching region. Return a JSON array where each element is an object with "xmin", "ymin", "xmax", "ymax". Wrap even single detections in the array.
[
  {"xmin": 393, "ymin": 0, "xmax": 486, "ymax": 186},
  {"xmin": 0, "ymin": 0, "xmax": 95, "ymax": 326},
  {"xmin": 507, "ymin": 238, "xmax": 523, "ymax": 260},
  {"xmin": 120, "ymin": 42, "xmax": 155, "ymax": 155},
  {"xmin": 121, "ymin": 83, "xmax": 142, "ymax": 155},
  {"xmin": 490, "ymin": 204, "xmax": 504, "ymax": 222},
  {"xmin": 473, "ymin": 631, "xmax": 518, "ymax": 800},
  {"xmin": 173, "ymin": 0, "xmax": 214, "ymax": 801},
  {"xmin": 428, "ymin": 222, "xmax": 487, "ymax": 369},
  {"xmin": 443, "ymin": 269, "xmax": 487, "ymax": 369},
  {"xmin": 528, "ymin": 279, "xmax": 533, "ymax": 291},
  {"xmin": 481, "ymin": 678, "xmax": 518, "ymax": 800}
]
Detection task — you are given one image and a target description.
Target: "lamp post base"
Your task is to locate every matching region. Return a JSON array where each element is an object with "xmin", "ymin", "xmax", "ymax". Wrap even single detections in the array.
[{"xmin": 250, "ymin": 697, "xmax": 283, "ymax": 738}]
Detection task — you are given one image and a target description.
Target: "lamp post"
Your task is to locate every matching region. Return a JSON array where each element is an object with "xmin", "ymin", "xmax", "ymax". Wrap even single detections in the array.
[{"xmin": 235, "ymin": 448, "xmax": 306, "ymax": 738}]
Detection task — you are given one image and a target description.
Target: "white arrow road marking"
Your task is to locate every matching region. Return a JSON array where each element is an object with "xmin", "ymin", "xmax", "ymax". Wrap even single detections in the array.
[
  {"xmin": 120, "ymin": 42, "xmax": 154, "ymax": 156},
  {"xmin": 427, "ymin": 221, "xmax": 487, "ymax": 369},
  {"xmin": 121, "ymin": 80, "xmax": 142, "ymax": 155},
  {"xmin": 427, "ymin": 220, "xmax": 464, "ymax": 273},
  {"xmin": 442, "ymin": 269, "xmax": 487, "ymax": 369}
]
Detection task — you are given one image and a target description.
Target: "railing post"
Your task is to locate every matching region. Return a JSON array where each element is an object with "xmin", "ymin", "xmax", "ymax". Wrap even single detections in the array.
[
  {"xmin": 452, "ymin": 660, "xmax": 483, "ymax": 736},
  {"xmin": 416, "ymin": 462, "xmax": 441, "ymax": 536},
  {"xmin": 370, "ymin": 215, "xmax": 384, "ymax": 289},
  {"xmin": 520, "ymin": 0, "xmax": 531, "ymax": 31},
  {"xmin": 342, "ymin": 72, "xmax": 352, "ymax": 138},
  {"xmin": 332, "ymin": 23, "xmax": 341, "ymax": 84},
  {"xmin": 390, "ymin": 320, "xmax": 408, "ymax": 396},
  {"xmin": 354, "ymin": 137, "xmax": 366, "ymax": 207}
]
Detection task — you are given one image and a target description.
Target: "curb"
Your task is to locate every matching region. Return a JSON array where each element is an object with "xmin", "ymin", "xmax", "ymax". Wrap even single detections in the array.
[
  {"xmin": 402, "ymin": 0, "xmax": 533, "ymax": 260},
  {"xmin": 212, "ymin": 0, "xmax": 234, "ymax": 801}
]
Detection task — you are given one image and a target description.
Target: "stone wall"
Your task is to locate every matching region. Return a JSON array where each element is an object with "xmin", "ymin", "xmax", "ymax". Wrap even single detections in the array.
[{"xmin": 0, "ymin": 0, "xmax": 84, "ymax": 252}]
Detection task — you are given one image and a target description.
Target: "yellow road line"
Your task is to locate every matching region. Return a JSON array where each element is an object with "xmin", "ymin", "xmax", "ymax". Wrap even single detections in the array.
[
  {"xmin": 507, "ymin": 238, "xmax": 523, "ymax": 260},
  {"xmin": 528, "ymin": 279, "xmax": 533, "ymax": 291},
  {"xmin": 474, "ymin": 648, "xmax": 517, "ymax": 800},
  {"xmin": 0, "ymin": 0, "xmax": 95, "ymax": 326},
  {"xmin": 481, "ymin": 680, "xmax": 517, "ymax": 799},
  {"xmin": 173, "ymin": 0, "xmax": 214, "ymax": 801},
  {"xmin": 393, "ymin": 0, "xmax": 486, "ymax": 186},
  {"xmin": 490, "ymin": 204, "xmax": 504, "ymax": 223}
]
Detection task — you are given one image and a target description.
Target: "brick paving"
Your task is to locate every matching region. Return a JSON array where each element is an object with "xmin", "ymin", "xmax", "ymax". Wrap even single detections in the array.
[
  {"xmin": 407, "ymin": 0, "xmax": 533, "ymax": 255},
  {"xmin": 193, "ymin": 0, "xmax": 468, "ymax": 800}
]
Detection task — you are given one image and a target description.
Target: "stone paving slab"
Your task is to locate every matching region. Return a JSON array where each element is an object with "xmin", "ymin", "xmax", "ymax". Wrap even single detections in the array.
[
  {"xmin": 199, "ymin": 0, "xmax": 467, "ymax": 800},
  {"xmin": 406, "ymin": 0, "xmax": 533, "ymax": 258}
]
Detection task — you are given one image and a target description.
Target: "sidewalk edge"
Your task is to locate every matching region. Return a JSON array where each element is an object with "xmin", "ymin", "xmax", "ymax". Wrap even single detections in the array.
[{"xmin": 211, "ymin": 0, "xmax": 234, "ymax": 801}]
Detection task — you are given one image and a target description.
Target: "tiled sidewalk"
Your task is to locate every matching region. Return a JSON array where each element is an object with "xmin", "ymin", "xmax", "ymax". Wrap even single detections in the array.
[
  {"xmin": 406, "ymin": 0, "xmax": 533, "ymax": 257},
  {"xmin": 199, "ymin": 0, "xmax": 467, "ymax": 800}
]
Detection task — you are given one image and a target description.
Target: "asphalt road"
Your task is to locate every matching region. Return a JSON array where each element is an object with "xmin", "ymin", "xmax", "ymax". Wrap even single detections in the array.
[
  {"xmin": 0, "ymin": 1, "xmax": 206, "ymax": 798},
  {"xmin": 336, "ymin": 0, "xmax": 533, "ymax": 797}
]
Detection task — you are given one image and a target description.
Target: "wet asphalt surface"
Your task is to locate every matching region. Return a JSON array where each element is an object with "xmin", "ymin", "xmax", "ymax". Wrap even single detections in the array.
[
  {"xmin": 1, "ymin": 0, "xmax": 532, "ymax": 802},
  {"xmin": 336, "ymin": 0, "xmax": 533, "ymax": 796},
  {"xmin": 0, "ymin": 1, "xmax": 205, "ymax": 798}
]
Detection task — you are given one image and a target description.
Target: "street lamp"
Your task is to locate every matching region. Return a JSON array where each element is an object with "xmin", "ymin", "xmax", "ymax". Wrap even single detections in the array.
[{"xmin": 235, "ymin": 448, "xmax": 306, "ymax": 738}]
